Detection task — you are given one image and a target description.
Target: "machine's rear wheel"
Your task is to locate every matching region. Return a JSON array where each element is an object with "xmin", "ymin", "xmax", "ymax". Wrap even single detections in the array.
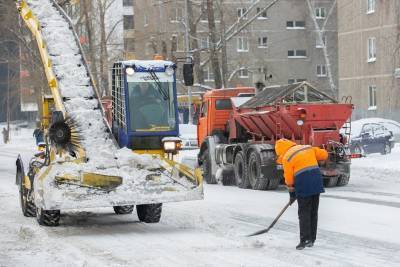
[
  {"xmin": 324, "ymin": 176, "xmax": 339, "ymax": 188},
  {"xmin": 202, "ymin": 149, "xmax": 217, "ymax": 184},
  {"xmin": 337, "ymin": 174, "xmax": 350, "ymax": 186},
  {"xmin": 234, "ymin": 151, "xmax": 250, "ymax": 189},
  {"xmin": 113, "ymin": 205, "xmax": 134, "ymax": 215},
  {"xmin": 248, "ymin": 151, "xmax": 268, "ymax": 190},
  {"xmin": 36, "ymin": 208, "xmax": 60, "ymax": 227},
  {"xmin": 137, "ymin": 203, "xmax": 162, "ymax": 223}
]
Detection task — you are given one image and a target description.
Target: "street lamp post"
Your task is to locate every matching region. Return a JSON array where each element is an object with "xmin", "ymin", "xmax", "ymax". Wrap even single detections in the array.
[
  {"xmin": 184, "ymin": 0, "xmax": 193, "ymax": 125},
  {"xmin": 7, "ymin": 60, "xmax": 10, "ymax": 142}
]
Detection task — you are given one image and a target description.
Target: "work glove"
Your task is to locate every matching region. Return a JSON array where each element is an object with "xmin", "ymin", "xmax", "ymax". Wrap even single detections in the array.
[{"xmin": 289, "ymin": 187, "xmax": 296, "ymax": 205}]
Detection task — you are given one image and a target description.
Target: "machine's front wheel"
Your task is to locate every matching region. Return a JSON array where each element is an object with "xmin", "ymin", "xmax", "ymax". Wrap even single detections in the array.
[
  {"xmin": 137, "ymin": 203, "xmax": 162, "ymax": 223},
  {"xmin": 113, "ymin": 205, "xmax": 134, "ymax": 215},
  {"xmin": 18, "ymin": 174, "xmax": 36, "ymax": 217},
  {"xmin": 36, "ymin": 208, "xmax": 60, "ymax": 227}
]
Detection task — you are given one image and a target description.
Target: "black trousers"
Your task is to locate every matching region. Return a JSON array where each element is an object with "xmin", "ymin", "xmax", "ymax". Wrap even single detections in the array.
[{"xmin": 297, "ymin": 194, "xmax": 320, "ymax": 242}]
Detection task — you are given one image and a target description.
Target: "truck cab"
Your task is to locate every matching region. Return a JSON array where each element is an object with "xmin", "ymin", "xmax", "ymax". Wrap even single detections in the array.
[
  {"xmin": 197, "ymin": 87, "xmax": 255, "ymax": 147},
  {"xmin": 110, "ymin": 60, "xmax": 181, "ymax": 155}
]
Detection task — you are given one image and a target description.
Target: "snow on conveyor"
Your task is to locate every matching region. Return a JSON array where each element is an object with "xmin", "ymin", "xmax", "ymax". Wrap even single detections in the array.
[{"xmin": 25, "ymin": 0, "xmax": 199, "ymax": 209}]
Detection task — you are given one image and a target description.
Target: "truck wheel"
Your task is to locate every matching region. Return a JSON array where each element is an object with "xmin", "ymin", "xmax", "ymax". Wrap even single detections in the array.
[
  {"xmin": 266, "ymin": 177, "xmax": 281, "ymax": 190},
  {"xmin": 337, "ymin": 174, "xmax": 350, "ymax": 186},
  {"xmin": 234, "ymin": 151, "xmax": 250, "ymax": 189},
  {"xmin": 113, "ymin": 205, "xmax": 134, "ymax": 215},
  {"xmin": 324, "ymin": 176, "xmax": 339, "ymax": 188},
  {"xmin": 248, "ymin": 151, "xmax": 268, "ymax": 190},
  {"xmin": 36, "ymin": 208, "xmax": 60, "ymax": 227},
  {"xmin": 202, "ymin": 149, "xmax": 217, "ymax": 184},
  {"xmin": 137, "ymin": 203, "xmax": 162, "ymax": 223},
  {"xmin": 221, "ymin": 169, "xmax": 236, "ymax": 186},
  {"xmin": 381, "ymin": 142, "xmax": 391, "ymax": 155}
]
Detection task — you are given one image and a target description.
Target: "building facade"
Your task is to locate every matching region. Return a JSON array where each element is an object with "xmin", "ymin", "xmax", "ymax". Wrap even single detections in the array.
[
  {"xmin": 134, "ymin": 0, "xmax": 338, "ymax": 96},
  {"xmin": 338, "ymin": 0, "xmax": 400, "ymax": 120}
]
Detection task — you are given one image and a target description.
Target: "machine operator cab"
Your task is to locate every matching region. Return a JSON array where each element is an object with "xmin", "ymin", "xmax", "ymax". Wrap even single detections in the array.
[{"xmin": 111, "ymin": 58, "xmax": 194, "ymax": 156}]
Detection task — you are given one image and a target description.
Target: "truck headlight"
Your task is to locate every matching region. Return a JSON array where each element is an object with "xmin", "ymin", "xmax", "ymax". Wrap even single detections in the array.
[
  {"xmin": 126, "ymin": 67, "xmax": 135, "ymax": 76},
  {"xmin": 163, "ymin": 141, "xmax": 177, "ymax": 151}
]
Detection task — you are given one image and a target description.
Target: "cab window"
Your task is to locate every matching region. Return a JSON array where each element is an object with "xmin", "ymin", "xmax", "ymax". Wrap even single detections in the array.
[
  {"xmin": 215, "ymin": 99, "xmax": 232, "ymax": 110},
  {"xmin": 200, "ymin": 102, "xmax": 208, "ymax": 117}
]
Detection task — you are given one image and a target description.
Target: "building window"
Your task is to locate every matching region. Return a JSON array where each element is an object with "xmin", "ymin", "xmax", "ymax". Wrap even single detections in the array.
[
  {"xmin": 237, "ymin": 8, "xmax": 247, "ymax": 19},
  {"xmin": 204, "ymin": 66, "xmax": 214, "ymax": 81},
  {"xmin": 315, "ymin": 7, "xmax": 326, "ymax": 19},
  {"xmin": 316, "ymin": 65, "xmax": 327, "ymax": 77},
  {"xmin": 258, "ymin": 36, "xmax": 268, "ymax": 48},
  {"xmin": 288, "ymin": 79, "xmax": 296, "ymax": 84},
  {"xmin": 200, "ymin": 37, "xmax": 209, "ymax": 49},
  {"xmin": 286, "ymin": 21, "xmax": 305, "ymax": 29},
  {"xmin": 177, "ymin": 35, "xmax": 185, "ymax": 52},
  {"xmin": 237, "ymin": 36, "xmax": 249, "ymax": 52},
  {"xmin": 288, "ymin": 49, "xmax": 307, "ymax": 58},
  {"xmin": 367, "ymin": 0, "xmax": 375, "ymax": 14},
  {"xmin": 238, "ymin": 68, "xmax": 249, "ymax": 78},
  {"xmin": 170, "ymin": 7, "xmax": 183, "ymax": 22},
  {"xmin": 123, "ymin": 0, "xmax": 133, "ymax": 6},
  {"xmin": 368, "ymin": 85, "xmax": 377, "ymax": 109},
  {"xmin": 123, "ymin": 15, "xmax": 134, "ymax": 29},
  {"xmin": 256, "ymin": 7, "xmax": 268, "ymax": 19},
  {"xmin": 316, "ymin": 35, "xmax": 326, "ymax": 48},
  {"xmin": 124, "ymin": 38, "xmax": 135, "ymax": 52},
  {"xmin": 368, "ymin": 37, "xmax": 376, "ymax": 62}
]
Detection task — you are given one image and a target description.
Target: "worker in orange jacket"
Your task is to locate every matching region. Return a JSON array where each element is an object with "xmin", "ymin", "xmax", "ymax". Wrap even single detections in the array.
[{"xmin": 275, "ymin": 139, "xmax": 328, "ymax": 250}]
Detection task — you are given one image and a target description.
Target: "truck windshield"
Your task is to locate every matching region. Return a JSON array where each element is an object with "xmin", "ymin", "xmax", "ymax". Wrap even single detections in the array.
[{"xmin": 127, "ymin": 75, "xmax": 176, "ymax": 132}]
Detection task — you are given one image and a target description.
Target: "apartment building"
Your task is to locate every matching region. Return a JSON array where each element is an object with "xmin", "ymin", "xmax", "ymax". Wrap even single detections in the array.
[
  {"xmin": 338, "ymin": 0, "xmax": 400, "ymax": 120},
  {"xmin": 134, "ymin": 0, "xmax": 338, "ymax": 96}
]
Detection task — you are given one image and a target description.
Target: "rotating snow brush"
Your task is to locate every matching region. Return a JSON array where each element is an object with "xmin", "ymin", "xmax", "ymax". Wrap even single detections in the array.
[{"xmin": 49, "ymin": 117, "xmax": 82, "ymax": 157}]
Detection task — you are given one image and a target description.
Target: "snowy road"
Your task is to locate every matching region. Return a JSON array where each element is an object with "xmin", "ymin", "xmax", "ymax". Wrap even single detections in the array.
[{"xmin": 1, "ymin": 128, "xmax": 400, "ymax": 266}]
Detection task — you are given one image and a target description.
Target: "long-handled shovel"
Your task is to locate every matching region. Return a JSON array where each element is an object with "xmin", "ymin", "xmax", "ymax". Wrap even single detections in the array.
[{"xmin": 247, "ymin": 201, "xmax": 291, "ymax": 237}]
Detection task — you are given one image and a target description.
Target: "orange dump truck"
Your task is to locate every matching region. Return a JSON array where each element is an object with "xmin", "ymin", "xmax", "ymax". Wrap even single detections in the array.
[{"xmin": 197, "ymin": 82, "xmax": 356, "ymax": 190}]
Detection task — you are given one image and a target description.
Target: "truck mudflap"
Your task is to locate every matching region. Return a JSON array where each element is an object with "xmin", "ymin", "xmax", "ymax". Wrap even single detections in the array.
[{"xmin": 33, "ymin": 159, "xmax": 203, "ymax": 211}]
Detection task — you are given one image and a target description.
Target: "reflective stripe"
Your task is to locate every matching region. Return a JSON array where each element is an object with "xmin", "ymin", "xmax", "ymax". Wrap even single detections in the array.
[
  {"xmin": 287, "ymin": 145, "xmax": 312, "ymax": 162},
  {"xmin": 294, "ymin": 165, "xmax": 319, "ymax": 176}
]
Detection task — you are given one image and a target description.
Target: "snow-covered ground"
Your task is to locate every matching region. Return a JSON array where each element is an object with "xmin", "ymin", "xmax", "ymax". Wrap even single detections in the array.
[{"xmin": 1, "ymin": 126, "xmax": 400, "ymax": 266}]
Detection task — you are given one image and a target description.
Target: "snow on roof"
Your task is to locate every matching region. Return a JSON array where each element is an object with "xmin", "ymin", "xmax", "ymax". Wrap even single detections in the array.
[
  {"xmin": 231, "ymin": 97, "xmax": 253, "ymax": 108},
  {"xmin": 120, "ymin": 60, "xmax": 175, "ymax": 68}
]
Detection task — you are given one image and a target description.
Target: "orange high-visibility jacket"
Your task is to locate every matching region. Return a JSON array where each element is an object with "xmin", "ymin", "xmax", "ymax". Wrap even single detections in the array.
[{"xmin": 275, "ymin": 139, "xmax": 328, "ymax": 188}]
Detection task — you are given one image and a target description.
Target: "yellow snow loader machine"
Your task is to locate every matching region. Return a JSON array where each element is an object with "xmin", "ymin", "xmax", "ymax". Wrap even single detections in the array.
[{"xmin": 15, "ymin": 0, "xmax": 202, "ymax": 226}]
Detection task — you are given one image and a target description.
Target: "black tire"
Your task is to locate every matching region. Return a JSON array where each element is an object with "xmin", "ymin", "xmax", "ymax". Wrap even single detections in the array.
[
  {"xmin": 266, "ymin": 177, "xmax": 281, "ymax": 190},
  {"xmin": 324, "ymin": 176, "xmax": 339, "ymax": 188},
  {"xmin": 202, "ymin": 149, "xmax": 217, "ymax": 184},
  {"xmin": 247, "ymin": 150, "xmax": 269, "ymax": 190},
  {"xmin": 381, "ymin": 142, "xmax": 391, "ymax": 155},
  {"xmin": 18, "ymin": 170, "xmax": 36, "ymax": 217},
  {"xmin": 137, "ymin": 203, "xmax": 162, "ymax": 223},
  {"xmin": 113, "ymin": 205, "xmax": 134, "ymax": 215},
  {"xmin": 221, "ymin": 169, "xmax": 236, "ymax": 186},
  {"xmin": 337, "ymin": 174, "xmax": 350, "ymax": 186},
  {"xmin": 234, "ymin": 151, "xmax": 250, "ymax": 189},
  {"xmin": 36, "ymin": 208, "xmax": 60, "ymax": 227}
]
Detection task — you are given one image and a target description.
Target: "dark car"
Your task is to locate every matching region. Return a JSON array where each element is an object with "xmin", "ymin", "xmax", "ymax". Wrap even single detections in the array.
[{"xmin": 350, "ymin": 122, "xmax": 395, "ymax": 155}]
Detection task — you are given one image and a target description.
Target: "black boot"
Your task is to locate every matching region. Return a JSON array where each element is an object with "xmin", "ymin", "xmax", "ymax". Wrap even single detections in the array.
[{"xmin": 296, "ymin": 240, "xmax": 312, "ymax": 250}]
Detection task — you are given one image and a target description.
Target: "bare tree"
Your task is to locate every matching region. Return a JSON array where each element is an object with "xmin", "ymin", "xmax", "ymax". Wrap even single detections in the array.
[{"xmin": 206, "ymin": 0, "xmax": 223, "ymax": 88}]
